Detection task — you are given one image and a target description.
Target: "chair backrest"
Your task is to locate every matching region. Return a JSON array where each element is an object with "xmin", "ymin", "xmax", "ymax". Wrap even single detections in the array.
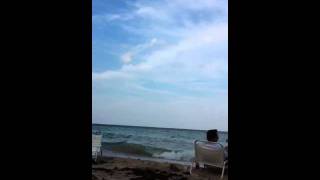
[
  {"xmin": 92, "ymin": 134, "xmax": 102, "ymax": 150},
  {"xmin": 194, "ymin": 140, "xmax": 225, "ymax": 168}
]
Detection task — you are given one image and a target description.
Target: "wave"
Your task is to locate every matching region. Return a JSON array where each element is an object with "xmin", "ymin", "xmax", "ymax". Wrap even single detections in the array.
[
  {"xmin": 102, "ymin": 141, "xmax": 127, "ymax": 145},
  {"xmin": 93, "ymin": 125, "xmax": 228, "ymax": 162},
  {"xmin": 102, "ymin": 142, "xmax": 172, "ymax": 158},
  {"xmin": 153, "ymin": 150, "xmax": 194, "ymax": 162},
  {"xmin": 101, "ymin": 142, "xmax": 194, "ymax": 162},
  {"xmin": 103, "ymin": 133, "xmax": 132, "ymax": 139}
]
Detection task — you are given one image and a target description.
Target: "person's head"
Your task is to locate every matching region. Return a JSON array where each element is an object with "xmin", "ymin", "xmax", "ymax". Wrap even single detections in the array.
[{"xmin": 207, "ymin": 129, "xmax": 219, "ymax": 142}]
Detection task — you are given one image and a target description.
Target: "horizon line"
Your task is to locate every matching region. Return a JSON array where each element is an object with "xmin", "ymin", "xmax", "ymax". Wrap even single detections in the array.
[{"xmin": 92, "ymin": 123, "xmax": 228, "ymax": 133}]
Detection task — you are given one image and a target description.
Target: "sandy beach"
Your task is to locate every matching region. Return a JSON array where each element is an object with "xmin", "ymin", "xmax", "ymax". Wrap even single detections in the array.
[{"xmin": 92, "ymin": 156, "xmax": 228, "ymax": 180}]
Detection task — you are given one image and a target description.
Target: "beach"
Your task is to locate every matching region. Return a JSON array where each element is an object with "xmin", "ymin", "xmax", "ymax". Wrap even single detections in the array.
[
  {"xmin": 92, "ymin": 156, "xmax": 228, "ymax": 180},
  {"xmin": 92, "ymin": 125, "xmax": 228, "ymax": 179}
]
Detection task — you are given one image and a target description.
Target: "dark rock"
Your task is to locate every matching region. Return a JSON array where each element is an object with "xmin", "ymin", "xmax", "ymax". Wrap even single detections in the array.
[
  {"xmin": 169, "ymin": 164, "xmax": 180, "ymax": 172},
  {"xmin": 183, "ymin": 171, "xmax": 189, "ymax": 175},
  {"xmin": 92, "ymin": 167, "xmax": 113, "ymax": 175},
  {"xmin": 130, "ymin": 168, "xmax": 170, "ymax": 180},
  {"xmin": 120, "ymin": 167, "xmax": 131, "ymax": 171}
]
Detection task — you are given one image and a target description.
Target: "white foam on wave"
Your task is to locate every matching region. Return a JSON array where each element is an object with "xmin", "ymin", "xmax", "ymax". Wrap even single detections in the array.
[{"xmin": 153, "ymin": 150, "xmax": 194, "ymax": 162}]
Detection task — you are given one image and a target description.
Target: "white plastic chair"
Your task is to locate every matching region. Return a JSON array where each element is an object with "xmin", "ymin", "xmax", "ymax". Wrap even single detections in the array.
[
  {"xmin": 190, "ymin": 140, "xmax": 227, "ymax": 179},
  {"xmin": 92, "ymin": 134, "xmax": 102, "ymax": 161}
]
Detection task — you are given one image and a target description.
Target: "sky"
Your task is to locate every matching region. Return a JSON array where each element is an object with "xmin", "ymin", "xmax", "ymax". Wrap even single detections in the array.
[{"xmin": 92, "ymin": 0, "xmax": 228, "ymax": 131}]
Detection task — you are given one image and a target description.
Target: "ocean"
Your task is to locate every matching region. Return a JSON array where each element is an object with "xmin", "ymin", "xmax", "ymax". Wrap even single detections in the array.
[{"xmin": 92, "ymin": 124, "xmax": 228, "ymax": 163}]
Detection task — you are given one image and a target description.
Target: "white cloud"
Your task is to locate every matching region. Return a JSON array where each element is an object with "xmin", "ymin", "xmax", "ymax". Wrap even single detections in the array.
[
  {"xmin": 92, "ymin": 13, "xmax": 134, "ymax": 22},
  {"xmin": 135, "ymin": 6, "xmax": 172, "ymax": 22},
  {"xmin": 95, "ymin": 22, "xmax": 227, "ymax": 83},
  {"xmin": 92, "ymin": 70, "xmax": 132, "ymax": 80},
  {"xmin": 121, "ymin": 52, "xmax": 133, "ymax": 64},
  {"xmin": 134, "ymin": 38, "xmax": 159, "ymax": 52},
  {"xmin": 119, "ymin": 38, "xmax": 160, "ymax": 64},
  {"xmin": 166, "ymin": 0, "xmax": 227, "ymax": 11}
]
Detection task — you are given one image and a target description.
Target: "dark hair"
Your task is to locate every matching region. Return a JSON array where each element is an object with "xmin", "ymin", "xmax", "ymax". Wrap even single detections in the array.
[{"xmin": 207, "ymin": 129, "xmax": 219, "ymax": 142}]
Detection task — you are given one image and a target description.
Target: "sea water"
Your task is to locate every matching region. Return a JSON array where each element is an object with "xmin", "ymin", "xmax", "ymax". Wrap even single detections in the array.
[{"xmin": 92, "ymin": 124, "xmax": 228, "ymax": 162}]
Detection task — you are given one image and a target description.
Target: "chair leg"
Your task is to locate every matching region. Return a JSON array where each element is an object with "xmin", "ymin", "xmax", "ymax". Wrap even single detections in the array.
[
  {"xmin": 220, "ymin": 165, "xmax": 225, "ymax": 179},
  {"xmin": 189, "ymin": 161, "xmax": 195, "ymax": 175}
]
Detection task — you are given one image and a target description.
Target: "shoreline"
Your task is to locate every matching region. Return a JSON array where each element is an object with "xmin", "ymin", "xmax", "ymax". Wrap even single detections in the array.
[
  {"xmin": 93, "ymin": 156, "xmax": 228, "ymax": 180},
  {"xmin": 101, "ymin": 150, "xmax": 192, "ymax": 166}
]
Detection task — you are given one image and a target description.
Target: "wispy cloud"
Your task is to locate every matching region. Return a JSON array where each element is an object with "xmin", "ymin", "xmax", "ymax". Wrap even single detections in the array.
[
  {"xmin": 121, "ymin": 52, "xmax": 133, "ymax": 64},
  {"xmin": 93, "ymin": 22, "xmax": 227, "ymax": 82},
  {"xmin": 92, "ymin": 13, "xmax": 134, "ymax": 22},
  {"xmin": 119, "ymin": 38, "xmax": 160, "ymax": 64}
]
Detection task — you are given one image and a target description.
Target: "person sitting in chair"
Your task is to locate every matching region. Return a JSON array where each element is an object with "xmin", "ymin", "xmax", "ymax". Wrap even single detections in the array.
[
  {"xmin": 207, "ymin": 130, "xmax": 228, "ymax": 159},
  {"xmin": 196, "ymin": 129, "xmax": 227, "ymax": 168}
]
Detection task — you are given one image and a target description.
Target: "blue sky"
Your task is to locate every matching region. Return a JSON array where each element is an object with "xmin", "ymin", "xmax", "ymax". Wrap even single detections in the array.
[{"xmin": 93, "ymin": 0, "xmax": 228, "ymax": 131}]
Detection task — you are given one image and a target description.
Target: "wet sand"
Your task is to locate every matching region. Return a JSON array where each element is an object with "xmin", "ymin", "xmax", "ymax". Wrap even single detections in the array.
[{"xmin": 92, "ymin": 156, "xmax": 228, "ymax": 180}]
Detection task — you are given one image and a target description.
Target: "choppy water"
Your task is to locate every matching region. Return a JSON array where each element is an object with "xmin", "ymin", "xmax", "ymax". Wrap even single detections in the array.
[{"xmin": 92, "ymin": 124, "xmax": 228, "ymax": 162}]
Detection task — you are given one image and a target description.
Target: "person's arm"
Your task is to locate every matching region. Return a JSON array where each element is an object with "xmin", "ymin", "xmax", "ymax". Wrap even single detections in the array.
[{"xmin": 224, "ymin": 145, "xmax": 228, "ymax": 160}]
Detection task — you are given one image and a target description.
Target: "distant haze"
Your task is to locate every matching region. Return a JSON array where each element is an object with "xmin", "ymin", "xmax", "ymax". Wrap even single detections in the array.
[{"xmin": 93, "ymin": 0, "xmax": 228, "ymax": 131}]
